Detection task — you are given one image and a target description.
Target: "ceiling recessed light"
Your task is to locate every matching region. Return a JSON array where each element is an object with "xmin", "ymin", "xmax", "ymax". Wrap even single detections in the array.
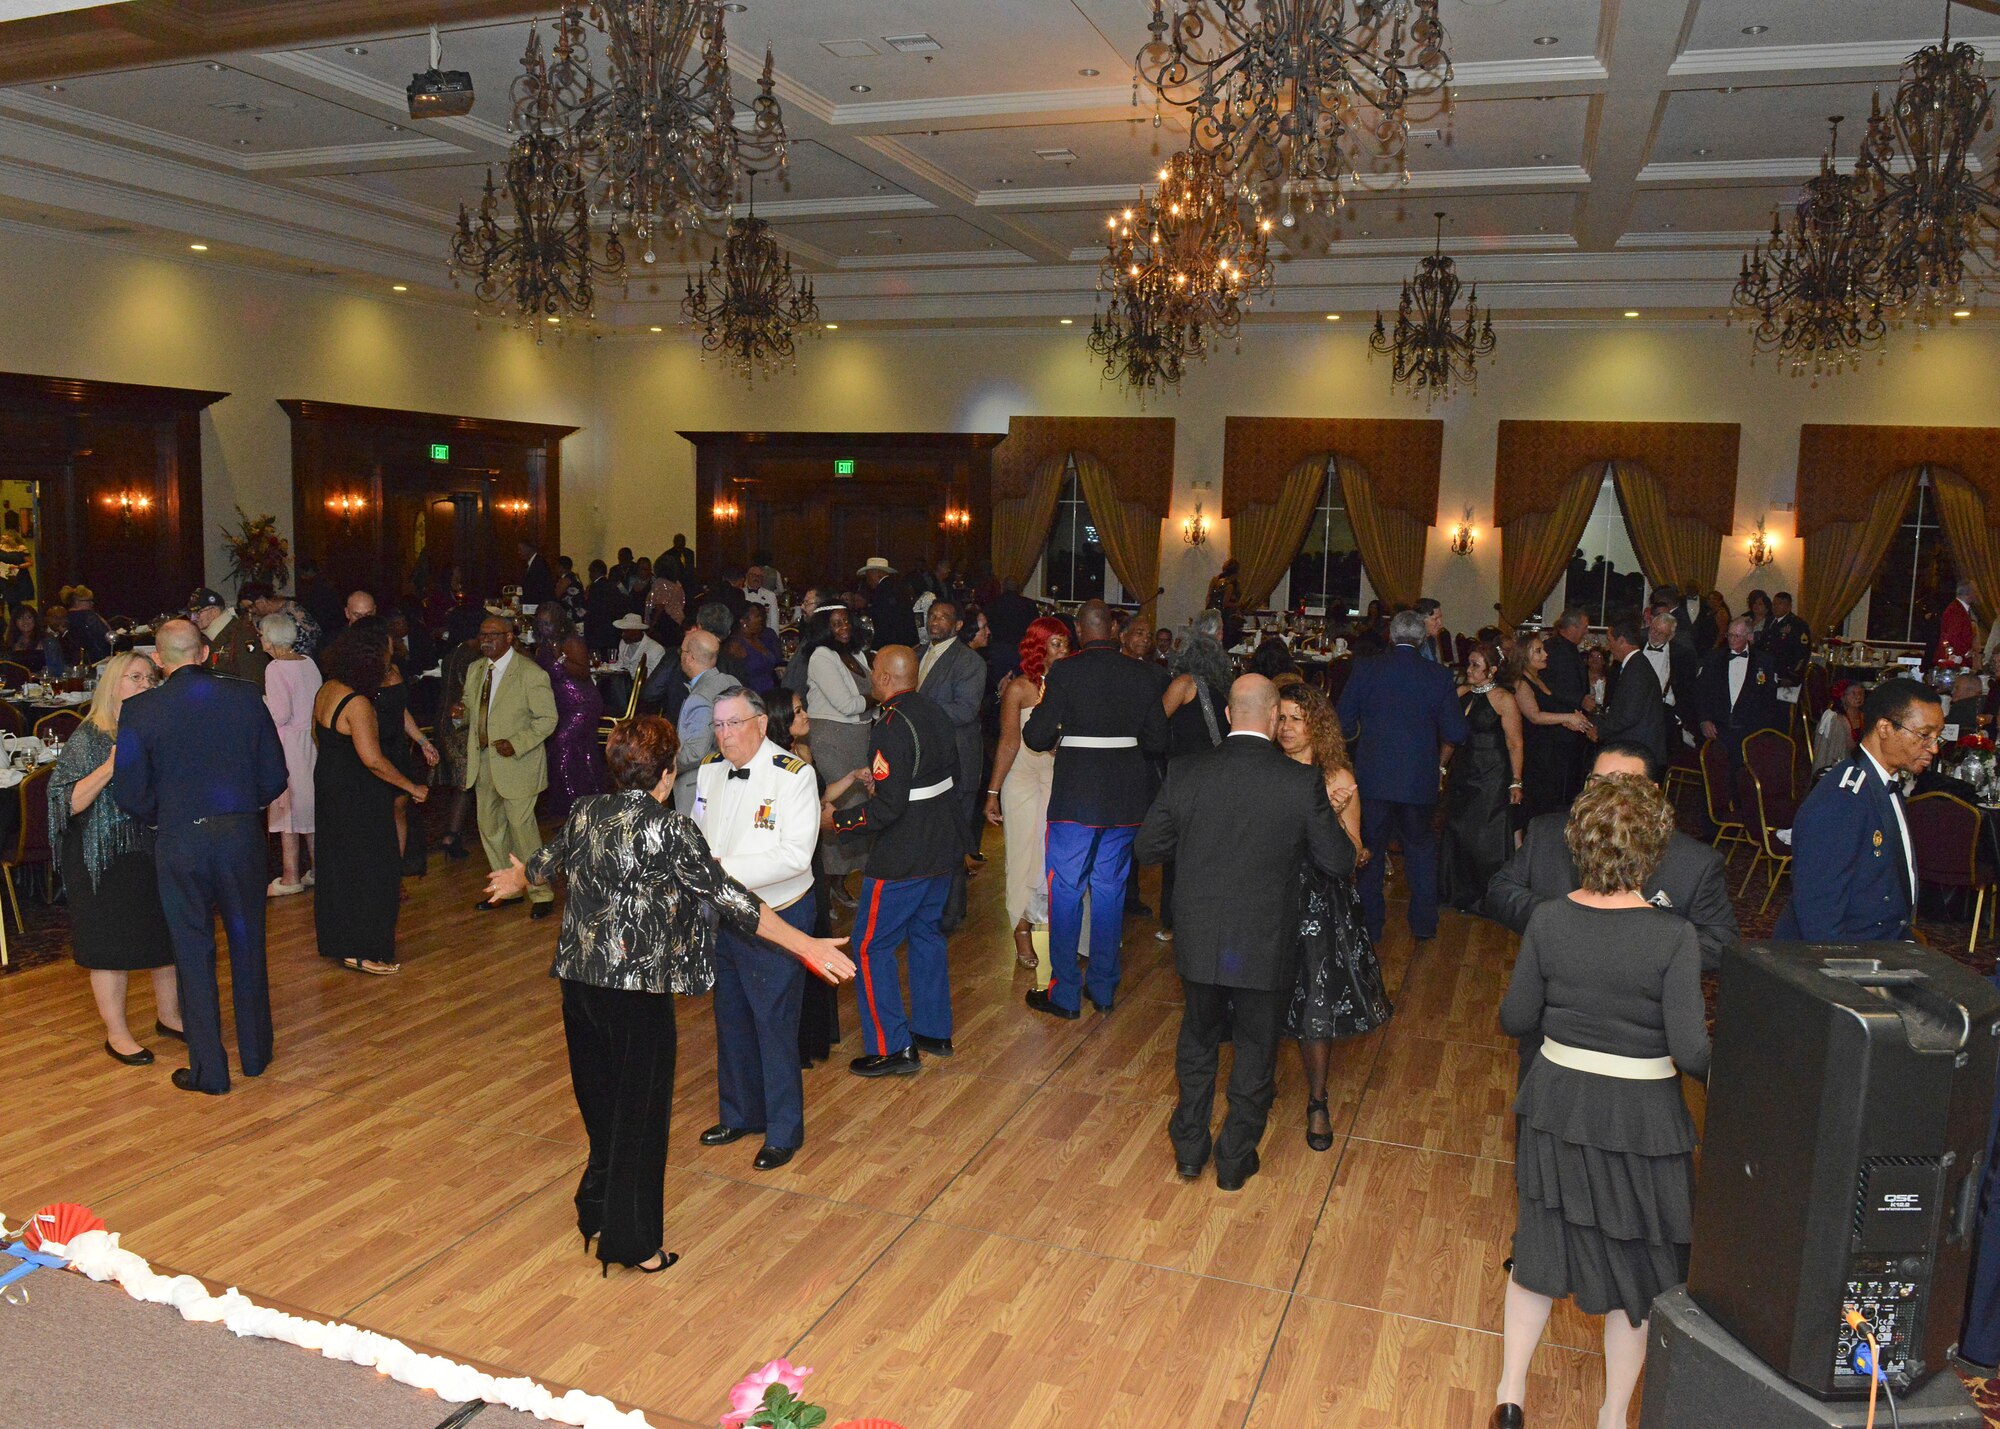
[
  {"xmin": 188, "ymin": 243, "xmax": 208, "ymax": 251},
  {"xmin": 1718, "ymin": 86, "xmax": 1738, "ymax": 95},
  {"xmin": 1359, "ymin": 229, "xmax": 1371, "ymax": 236},
  {"xmin": 205, "ymin": 61, "xmax": 225, "ymax": 71},
  {"xmin": 384, "ymin": 122, "xmax": 402, "ymax": 132},
  {"xmin": 824, "ymin": 323, "xmax": 839, "ymax": 330},
  {"xmin": 1623, "ymin": 310, "xmax": 1640, "ymax": 318},
  {"xmin": 722, "ymin": 2, "xmax": 747, "ymax": 10},
  {"xmin": 1536, "ymin": 224, "xmax": 1549, "ymax": 232},
  {"xmin": 392, "ymin": 283, "xmax": 408, "ymax": 292},
  {"xmin": 1741, "ymin": 25, "xmax": 1768, "ymax": 36},
  {"xmin": 1536, "ymin": 152, "xmax": 1552, "ymax": 161},
  {"xmin": 234, "ymin": 138, "xmax": 251, "ymax": 146},
  {"xmin": 1693, "ymin": 147, "xmax": 1711, "ymax": 156},
  {"xmin": 1059, "ymin": 317, "xmax": 1074, "ymax": 325},
  {"xmin": 1078, "ymin": 67, "xmax": 1099, "ymax": 76},
  {"xmin": 343, "ymin": 44, "xmax": 368, "ymax": 55},
  {"xmin": 43, "ymin": 83, "xmax": 64, "ymax": 92},
  {"xmin": 1532, "ymin": 35, "xmax": 1560, "ymax": 46},
  {"xmin": 547, "ymin": 316, "xmax": 560, "ymax": 324},
  {"xmin": 649, "ymin": 325, "xmax": 663, "ymax": 332},
  {"xmin": 1325, "ymin": 313, "xmax": 1341, "ymax": 321},
  {"xmin": 1661, "ymin": 221, "xmax": 1676, "ymax": 229},
  {"xmin": 1954, "ymin": 308, "xmax": 1974, "ymax": 318},
  {"xmin": 849, "ymin": 84, "xmax": 872, "ymax": 93}
]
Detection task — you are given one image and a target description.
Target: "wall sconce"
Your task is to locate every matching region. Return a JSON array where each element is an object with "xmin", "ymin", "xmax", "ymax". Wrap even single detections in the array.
[
  {"xmin": 496, "ymin": 497, "xmax": 531, "ymax": 517},
  {"xmin": 1446, "ymin": 505, "xmax": 1477, "ymax": 558},
  {"xmin": 712, "ymin": 494, "xmax": 741, "ymax": 523},
  {"xmin": 1746, "ymin": 517, "xmax": 1778, "ymax": 569},
  {"xmin": 1182, "ymin": 499, "xmax": 1211, "ymax": 547},
  {"xmin": 102, "ymin": 489, "xmax": 152, "ymax": 532},
  {"xmin": 325, "ymin": 492, "xmax": 368, "ymax": 524},
  {"xmin": 942, "ymin": 504, "xmax": 972, "ymax": 532}
]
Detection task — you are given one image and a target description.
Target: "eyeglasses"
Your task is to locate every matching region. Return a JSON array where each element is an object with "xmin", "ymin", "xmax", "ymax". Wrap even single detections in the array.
[
  {"xmin": 711, "ymin": 716, "xmax": 759, "ymax": 733},
  {"xmin": 1894, "ymin": 722, "xmax": 1944, "ymax": 749}
]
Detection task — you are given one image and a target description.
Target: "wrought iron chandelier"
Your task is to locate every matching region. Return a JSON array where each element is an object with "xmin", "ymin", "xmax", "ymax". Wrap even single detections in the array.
[
  {"xmin": 1368, "ymin": 212, "xmax": 1495, "ymax": 403},
  {"xmin": 449, "ymin": 19, "xmax": 622, "ymax": 329},
  {"xmin": 681, "ymin": 210, "xmax": 819, "ymax": 378},
  {"xmin": 1858, "ymin": 6, "xmax": 1998, "ymax": 320},
  {"xmin": 1088, "ymin": 148, "xmax": 1274, "ymax": 393},
  {"xmin": 1732, "ymin": 118, "xmax": 1905, "ymax": 376},
  {"xmin": 1133, "ymin": 0, "xmax": 1452, "ymax": 221}
]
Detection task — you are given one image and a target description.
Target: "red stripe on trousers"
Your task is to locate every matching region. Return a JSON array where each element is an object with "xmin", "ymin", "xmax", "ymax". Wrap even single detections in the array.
[{"xmin": 855, "ymin": 878, "xmax": 888, "ymax": 1051}]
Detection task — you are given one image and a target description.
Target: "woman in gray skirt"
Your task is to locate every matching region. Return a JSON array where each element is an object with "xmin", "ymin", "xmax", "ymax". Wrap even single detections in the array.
[{"xmin": 800, "ymin": 605, "xmax": 874, "ymax": 901}]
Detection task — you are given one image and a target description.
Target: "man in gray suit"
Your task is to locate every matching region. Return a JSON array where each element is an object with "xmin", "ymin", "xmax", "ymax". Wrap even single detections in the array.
[
  {"xmin": 918, "ymin": 599, "xmax": 987, "ymax": 854},
  {"xmin": 673, "ymin": 626, "xmax": 740, "ymax": 812}
]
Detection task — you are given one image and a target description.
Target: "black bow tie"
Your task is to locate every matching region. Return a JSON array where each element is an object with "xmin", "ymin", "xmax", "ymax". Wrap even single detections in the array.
[
  {"xmin": 1729, "ymin": 651, "xmax": 1748, "ymax": 660},
  {"xmin": 1647, "ymin": 644, "xmax": 1667, "ymax": 652},
  {"xmin": 726, "ymin": 767, "xmax": 752, "ymax": 781}
]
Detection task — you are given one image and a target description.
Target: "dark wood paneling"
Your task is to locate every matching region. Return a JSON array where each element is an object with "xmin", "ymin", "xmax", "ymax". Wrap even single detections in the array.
[
  {"xmin": 0, "ymin": 370, "xmax": 223, "ymax": 619},
  {"xmin": 679, "ymin": 431, "xmax": 1000, "ymax": 588},
  {"xmin": 281, "ymin": 399, "xmax": 575, "ymax": 600}
]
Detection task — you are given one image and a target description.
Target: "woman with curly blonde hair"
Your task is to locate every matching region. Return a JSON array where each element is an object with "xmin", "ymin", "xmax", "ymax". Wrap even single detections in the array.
[
  {"xmin": 1273, "ymin": 684, "xmax": 1390, "ymax": 1152},
  {"xmin": 1491, "ymin": 774, "xmax": 1709, "ymax": 1429}
]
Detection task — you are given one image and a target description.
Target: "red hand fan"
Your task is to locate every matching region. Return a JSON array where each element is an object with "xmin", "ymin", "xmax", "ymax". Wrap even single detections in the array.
[{"xmin": 20, "ymin": 1202, "xmax": 103, "ymax": 1252}]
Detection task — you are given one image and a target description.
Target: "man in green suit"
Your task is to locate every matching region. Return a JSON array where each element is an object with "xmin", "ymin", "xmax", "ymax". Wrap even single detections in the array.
[{"xmin": 456, "ymin": 615, "xmax": 559, "ymax": 918}]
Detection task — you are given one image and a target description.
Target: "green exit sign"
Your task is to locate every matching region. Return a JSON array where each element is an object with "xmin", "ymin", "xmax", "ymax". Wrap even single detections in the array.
[
  {"xmin": 428, "ymin": 443, "xmax": 450, "ymax": 462},
  {"xmin": 833, "ymin": 458, "xmax": 856, "ymax": 476}
]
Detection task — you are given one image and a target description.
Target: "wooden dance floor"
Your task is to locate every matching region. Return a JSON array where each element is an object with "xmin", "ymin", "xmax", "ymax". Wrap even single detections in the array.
[{"xmin": 0, "ymin": 833, "xmax": 1683, "ymax": 1428}]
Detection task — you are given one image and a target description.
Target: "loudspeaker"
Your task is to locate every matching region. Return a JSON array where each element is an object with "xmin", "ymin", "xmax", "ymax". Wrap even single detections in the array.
[{"xmin": 1687, "ymin": 941, "xmax": 2000, "ymax": 1398}]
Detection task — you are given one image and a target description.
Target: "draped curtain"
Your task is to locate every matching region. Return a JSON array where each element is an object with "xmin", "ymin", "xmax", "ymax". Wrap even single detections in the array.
[
  {"xmin": 1499, "ymin": 463, "xmax": 1606, "ymax": 627},
  {"xmin": 989, "ymin": 452, "xmax": 1067, "ymax": 588},
  {"xmin": 1339, "ymin": 456, "xmax": 1430, "ymax": 609},
  {"xmin": 1230, "ymin": 456, "xmax": 1325, "ymax": 610},
  {"xmin": 1611, "ymin": 461, "xmax": 1722, "ymax": 597},
  {"xmin": 1799, "ymin": 467, "xmax": 1920, "ymax": 637},
  {"xmin": 1930, "ymin": 467, "xmax": 2000, "ymax": 629},
  {"xmin": 1075, "ymin": 450, "xmax": 1165, "ymax": 605}
]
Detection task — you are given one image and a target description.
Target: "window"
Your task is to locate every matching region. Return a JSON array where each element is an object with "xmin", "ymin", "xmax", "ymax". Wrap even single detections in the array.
[
  {"xmin": 1866, "ymin": 468, "xmax": 1958, "ymax": 644},
  {"xmin": 1279, "ymin": 457, "xmax": 1367, "ymax": 616},
  {"xmin": 1034, "ymin": 456, "xmax": 1119, "ymax": 603},
  {"xmin": 1557, "ymin": 470, "xmax": 1648, "ymax": 629}
]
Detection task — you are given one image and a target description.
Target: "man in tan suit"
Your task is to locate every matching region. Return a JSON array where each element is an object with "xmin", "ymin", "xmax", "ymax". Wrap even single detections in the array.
[{"xmin": 455, "ymin": 615, "xmax": 558, "ymax": 918}]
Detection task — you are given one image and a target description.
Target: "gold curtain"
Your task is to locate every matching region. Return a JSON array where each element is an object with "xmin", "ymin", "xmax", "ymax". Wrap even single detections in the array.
[
  {"xmin": 1611, "ymin": 461, "xmax": 1722, "ymax": 596},
  {"xmin": 1499, "ymin": 463, "xmax": 1606, "ymax": 627},
  {"xmin": 1076, "ymin": 449, "xmax": 1164, "ymax": 604},
  {"xmin": 1930, "ymin": 467, "xmax": 2000, "ymax": 628},
  {"xmin": 1339, "ymin": 455, "xmax": 1430, "ymax": 609},
  {"xmin": 1799, "ymin": 467, "xmax": 1920, "ymax": 636},
  {"xmin": 990, "ymin": 452, "xmax": 1068, "ymax": 588},
  {"xmin": 1231, "ymin": 456, "xmax": 1326, "ymax": 610}
]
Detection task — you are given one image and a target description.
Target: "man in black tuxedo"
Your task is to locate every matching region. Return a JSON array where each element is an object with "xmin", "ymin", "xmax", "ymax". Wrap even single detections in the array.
[
  {"xmin": 1541, "ymin": 607, "xmax": 1594, "ymax": 800},
  {"xmin": 1695, "ymin": 615, "xmax": 1783, "ymax": 806},
  {"xmin": 1137, "ymin": 674, "xmax": 1354, "ymax": 1191},
  {"xmin": 1641, "ymin": 609, "xmax": 1701, "ymax": 749},
  {"xmin": 518, "ymin": 540, "xmax": 555, "ymax": 607},
  {"xmin": 1593, "ymin": 617, "xmax": 1670, "ymax": 771}
]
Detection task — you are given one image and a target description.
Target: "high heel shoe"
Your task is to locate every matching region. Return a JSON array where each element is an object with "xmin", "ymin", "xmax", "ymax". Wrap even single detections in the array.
[
  {"xmin": 579, "ymin": 1230, "xmax": 597, "ymax": 1253},
  {"xmin": 601, "ymin": 1251, "xmax": 679, "ymax": 1277},
  {"xmin": 1305, "ymin": 1097, "xmax": 1333, "ymax": 1153},
  {"xmin": 1488, "ymin": 1404, "xmax": 1523, "ymax": 1428}
]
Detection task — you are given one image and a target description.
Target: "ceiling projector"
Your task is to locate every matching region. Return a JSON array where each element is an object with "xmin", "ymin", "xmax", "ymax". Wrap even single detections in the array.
[{"xmin": 406, "ymin": 25, "xmax": 473, "ymax": 120}]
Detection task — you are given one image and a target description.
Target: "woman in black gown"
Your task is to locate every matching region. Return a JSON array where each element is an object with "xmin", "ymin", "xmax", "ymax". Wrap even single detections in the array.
[
  {"xmin": 1439, "ymin": 643, "xmax": 1525, "ymax": 912},
  {"xmin": 1274, "ymin": 684, "xmax": 1391, "ymax": 1151},
  {"xmin": 348, "ymin": 614, "xmax": 437, "ymax": 875},
  {"xmin": 1504, "ymin": 634, "xmax": 1595, "ymax": 820},
  {"xmin": 313, "ymin": 623, "xmax": 431, "ymax": 975},
  {"xmin": 49, "ymin": 651, "xmax": 180, "ymax": 1064}
]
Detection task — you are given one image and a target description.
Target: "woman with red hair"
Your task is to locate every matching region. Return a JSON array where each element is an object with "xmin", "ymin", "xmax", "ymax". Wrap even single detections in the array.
[{"xmin": 985, "ymin": 616, "xmax": 1072, "ymax": 968}]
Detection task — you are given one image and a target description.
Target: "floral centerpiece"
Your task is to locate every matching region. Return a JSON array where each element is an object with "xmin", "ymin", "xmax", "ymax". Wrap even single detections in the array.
[
  {"xmin": 720, "ymin": 1359, "xmax": 902, "ymax": 1429},
  {"xmin": 220, "ymin": 507, "xmax": 290, "ymax": 591}
]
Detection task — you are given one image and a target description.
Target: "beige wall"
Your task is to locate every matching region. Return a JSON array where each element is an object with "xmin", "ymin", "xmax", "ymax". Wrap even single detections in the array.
[
  {"xmin": 0, "ymin": 223, "xmax": 596, "ymax": 592},
  {"xmin": 588, "ymin": 318, "xmax": 2000, "ymax": 631}
]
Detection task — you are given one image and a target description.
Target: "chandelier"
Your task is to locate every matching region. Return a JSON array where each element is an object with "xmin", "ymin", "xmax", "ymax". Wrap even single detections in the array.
[
  {"xmin": 1732, "ymin": 118, "xmax": 1904, "ymax": 376},
  {"xmin": 1133, "ymin": 0, "xmax": 1452, "ymax": 221},
  {"xmin": 1087, "ymin": 148, "xmax": 1274, "ymax": 393},
  {"xmin": 449, "ymin": 19, "xmax": 623, "ymax": 328},
  {"xmin": 1858, "ymin": 9, "xmax": 1998, "ymax": 320},
  {"xmin": 1368, "ymin": 212, "xmax": 1495, "ymax": 403},
  {"xmin": 681, "ymin": 211, "xmax": 819, "ymax": 377}
]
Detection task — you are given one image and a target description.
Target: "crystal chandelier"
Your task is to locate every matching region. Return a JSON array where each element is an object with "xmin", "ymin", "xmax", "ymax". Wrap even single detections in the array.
[
  {"xmin": 1133, "ymin": 0, "xmax": 1452, "ymax": 222},
  {"xmin": 1368, "ymin": 212, "xmax": 1495, "ymax": 403},
  {"xmin": 1858, "ymin": 8, "xmax": 1998, "ymax": 320},
  {"xmin": 1732, "ymin": 118, "xmax": 1905, "ymax": 376},
  {"xmin": 1087, "ymin": 148, "xmax": 1274, "ymax": 393},
  {"xmin": 449, "ymin": 19, "xmax": 623, "ymax": 329},
  {"xmin": 681, "ymin": 211, "xmax": 819, "ymax": 378}
]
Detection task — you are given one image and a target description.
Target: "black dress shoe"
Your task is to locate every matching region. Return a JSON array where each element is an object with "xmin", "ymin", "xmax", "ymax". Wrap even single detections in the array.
[
  {"xmin": 530, "ymin": 902, "xmax": 555, "ymax": 920},
  {"xmin": 1124, "ymin": 900, "xmax": 1153, "ymax": 918},
  {"xmin": 753, "ymin": 1145, "xmax": 796, "ymax": 1171},
  {"xmin": 1024, "ymin": 988, "xmax": 1080, "ymax": 1020},
  {"xmin": 699, "ymin": 1124, "xmax": 755, "ymax": 1147},
  {"xmin": 1216, "ymin": 1152, "xmax": 1260, "ymax": 1192},
  {"xmin": 473, "ymin": 897, "xmax": 522, "ymax": 912},
  {"xmin": 104, "ymin": 1041, "xmax": 153, "ymax": 1066},
  {"xmin": 170, "ymin": 1068, "xmax": 227, "ymax": 1095},
  {"xmin": 1175, "ymin": 1157, "xmax": 1207, "ymax": 1179},
  {"xmin": 154, "ymin": 1020, "xmax": 186, "ymax": 1042},
  {"xmin": 1488, "ymin": 1405, "xmax": 1524, "ymax": 1429},
  {"xmin": 849, "ymin": 1047, "xmax": 921, "ymax": 1077},
  {"xmin": 912, "ymin": 1033, "xmax": 954, "ymax": 1057},
  {"xmin": 1085, "ymin": 994, "xmax": 1115, "ymax": 1014},
  {"xmin": 439, "ymin": 835, "xmax": 471, "ymax": 862}
]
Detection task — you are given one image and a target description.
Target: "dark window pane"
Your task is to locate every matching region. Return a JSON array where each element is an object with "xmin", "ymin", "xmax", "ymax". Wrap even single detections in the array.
[
  {"xmin": 1865, "ymin": 478, "xmax": 1955, "ymax": 644},
  {"xmin": 1287, "ymin": 460, "xmax": 1363, "ymax": 615},
  {"xmin": 1043, "ymin": 468, "xmax": 1106, "ymax": 603},
  {"xmin": 1563, "ymin": 473, "xmax": 1646, "ymax": 628}
]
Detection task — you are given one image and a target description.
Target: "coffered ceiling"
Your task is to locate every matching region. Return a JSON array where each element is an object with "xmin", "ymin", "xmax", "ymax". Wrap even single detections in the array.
[{"xmin": 0, "ymin": 0, "xmax": 1995, "ymax": 328}]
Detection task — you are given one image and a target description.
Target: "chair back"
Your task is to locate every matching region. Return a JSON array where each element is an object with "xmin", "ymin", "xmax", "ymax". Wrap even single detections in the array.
[
  {"xmin": 0, "ymin": 661, "xmax": 32, "ymax": 688},
  {"xmin": 1322, "ymin": 657, "xmax": 1354, "ymax": 705},
  {"xmin": 32, "ymin": 710, "xmax": 81, "ymax": 743},
  {"xmin": 1699, "ymin": 737, "xmax": 1737, "ymax": 825},
  {"xmin": 12, "ymin": 765, "xmax": 51, "ymax": 869},
  {"xmin": 0, "ymin": 702, "xmax": 24, "ymax": 737},
  {"xmin": 621, "ymin": 661, "xmax": 645, "ymax": 722},
  {"xmin": 1803, "ymin": 663, "xmax": 1832, "ymax": 724},
  {"xmin": 1743, "ymin": 729, "xmax": 1798, "ymax": 814},
  {"xmin": 1905, "ymin": 791, "xmax": 1983, "ymax": 890}
]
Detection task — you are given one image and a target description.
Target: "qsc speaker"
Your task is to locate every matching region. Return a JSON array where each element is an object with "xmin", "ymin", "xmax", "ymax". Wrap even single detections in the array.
[{"xmin": 1686, "ymin": 941, "xmax": 2000, "ymax": 1399}]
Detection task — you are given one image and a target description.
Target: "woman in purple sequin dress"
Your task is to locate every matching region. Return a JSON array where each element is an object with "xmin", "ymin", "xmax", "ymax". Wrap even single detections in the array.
[{"xmin": 545, "ymin": 632, "xmax": 607, "ymax": 820}]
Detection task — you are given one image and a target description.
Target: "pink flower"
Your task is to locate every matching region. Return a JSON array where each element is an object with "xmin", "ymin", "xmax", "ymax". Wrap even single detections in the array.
[{"xmin": 720, "ymin": 1359, "xmax": 813, "ymax": 1425}]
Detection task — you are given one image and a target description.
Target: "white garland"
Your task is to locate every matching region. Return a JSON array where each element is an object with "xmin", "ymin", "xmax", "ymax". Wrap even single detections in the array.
[{"xmin": 14, "ymin": 1219, "xmax": 656, "ymax": 1429}]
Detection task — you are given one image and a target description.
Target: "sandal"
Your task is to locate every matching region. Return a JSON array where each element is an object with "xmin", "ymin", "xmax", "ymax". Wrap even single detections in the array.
[
  {"xmin": 341, "ymin": 957, "xmax": 400, "ymax": 976},
  {"xmin": 1305, "ymin": 1096, "xmax": 1334, "ymax": 1153},
  {"xmin": 267, "ymin": 879, "xmax": 306, "ymax": 898}
]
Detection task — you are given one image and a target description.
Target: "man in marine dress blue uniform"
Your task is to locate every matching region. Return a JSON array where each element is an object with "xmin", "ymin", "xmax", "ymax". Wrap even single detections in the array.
[
  {"xmin": 823, "ymin": 645, "xmax": 965, "ymax": 1076},
  {"xmin": 1774, "ymin": 676, "xmax": 1942, "ymax": 943},
  {"xmin": 1020, "ymin": 599, "xmax": 1171, "ymax": 1018},
  {"xmin": 113, "ymin": 618, "xmax": 288, "ymax": 1094}
]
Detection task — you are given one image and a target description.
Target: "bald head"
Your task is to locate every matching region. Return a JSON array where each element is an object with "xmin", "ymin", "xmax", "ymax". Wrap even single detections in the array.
[
  {"xmin": 345, "ymin": 589, "xmax": 376, "ymax": 624},
  {"xmin": 1075, "ymin": 600, "xmax": 1115, "ymax": 642},
  {"xmin": 1228, "ymin": 673, "xmax": 1280, "ymax": 738},
  {"xmin": 154, "ymin": 617, "xmax": 206, "ymax": 670},
  {"xmin": 680, "ymin": 627, "xmax": 719, "ymax": 678},
  {"xmin": 872, "ymin": 644, "xmax": 919, "ymax": 702}
]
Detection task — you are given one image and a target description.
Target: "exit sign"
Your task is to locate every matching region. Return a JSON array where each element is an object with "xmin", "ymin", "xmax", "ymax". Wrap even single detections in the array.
[
  {"xmin": 833, "ymin": 458, "xmax": 856, "ymax": 476},
  {"xmin": 428, "ymin": 443, "xmax": 450, "ymax": 462}
]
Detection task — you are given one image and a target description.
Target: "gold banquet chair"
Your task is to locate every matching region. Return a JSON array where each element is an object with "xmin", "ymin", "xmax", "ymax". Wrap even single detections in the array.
[{"xmin": 600, "ymin": 657, "xmax": 645, "ymax": 746}]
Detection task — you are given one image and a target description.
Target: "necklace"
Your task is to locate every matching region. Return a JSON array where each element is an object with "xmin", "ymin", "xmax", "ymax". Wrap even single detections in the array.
[{"xmin": 1468, "ymin": 681, "xmax": 1497, "ymax": 695}]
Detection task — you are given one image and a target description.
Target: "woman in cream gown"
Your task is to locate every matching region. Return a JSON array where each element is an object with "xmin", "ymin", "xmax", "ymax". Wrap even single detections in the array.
[{"xmin": 985, "ymin": 617, "xmax": 1071, "ymax": 969}]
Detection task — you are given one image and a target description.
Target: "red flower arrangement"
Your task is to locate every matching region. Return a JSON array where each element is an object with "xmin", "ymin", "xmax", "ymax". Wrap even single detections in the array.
[
  {"xmin": 1959, "ymin": 733, "xmax": 1993, "ymax": 752},
  {"xmin": 220, "ymin": 506, "xmax": 291, "ymax": 591}
]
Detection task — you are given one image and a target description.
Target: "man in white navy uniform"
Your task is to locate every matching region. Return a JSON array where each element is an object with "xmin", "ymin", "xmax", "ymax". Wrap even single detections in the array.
[{"xmin": 691, "ymin": 687, "xmax": 822, "ymax": 1171}]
